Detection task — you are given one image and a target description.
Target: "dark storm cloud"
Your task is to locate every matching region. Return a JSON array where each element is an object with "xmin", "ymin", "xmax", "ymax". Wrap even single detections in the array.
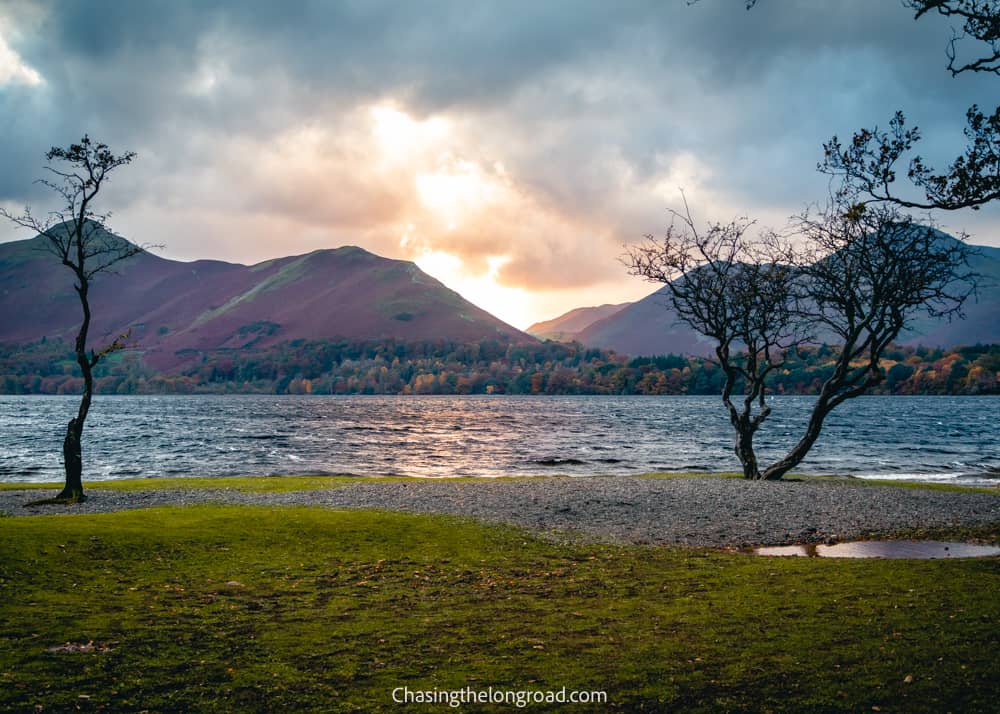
[
  {"xmin": 16, "ymin": 0, "xmax": 641, "ymax": 112},
  {"xmin": 5, "ymin": 1, "xmax": 989, "ymax": 173}
]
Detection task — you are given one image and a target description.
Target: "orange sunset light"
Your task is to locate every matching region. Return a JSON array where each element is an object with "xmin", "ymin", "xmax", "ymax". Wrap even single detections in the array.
[{"xmin": 413, "ymin": 251, "xmax": 534, "ymax": 329}]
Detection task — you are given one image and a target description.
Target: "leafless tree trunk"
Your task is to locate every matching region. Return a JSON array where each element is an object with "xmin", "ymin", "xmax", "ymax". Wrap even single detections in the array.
[
  {"xmin": 628, "ymin": 199, "xmax": 975, "ymax": 480},
  {"xmin": 627, "ymin": 197, "xmax": 805, "ymax": 479},
  {"xmin": 671, "ymin": 0, "xmax": 990, "ymax": 478},
  {"xmin": 1, "ymin": 136, "xmax": 141, "ymax": 503},
  {"xmin": 762, "ymin": 203, "xmax": 976, "ymax": 479}
]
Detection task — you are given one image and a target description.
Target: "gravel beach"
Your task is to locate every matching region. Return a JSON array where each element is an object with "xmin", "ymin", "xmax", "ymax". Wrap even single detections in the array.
[{"xmin": 3, "ymin": 476, "xmax": 998, "ymax": 547}]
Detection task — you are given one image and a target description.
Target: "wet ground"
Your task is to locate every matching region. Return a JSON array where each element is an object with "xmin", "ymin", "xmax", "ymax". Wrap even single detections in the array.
[{"xmin": 755, "ymin": 540, "xmax": 1000, "ymax": 558}]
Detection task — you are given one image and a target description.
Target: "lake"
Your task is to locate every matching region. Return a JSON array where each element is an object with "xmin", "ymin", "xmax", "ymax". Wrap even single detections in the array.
[{"xmin": 0, "ymin": 395, "xmax": 997, "ymax": 486}]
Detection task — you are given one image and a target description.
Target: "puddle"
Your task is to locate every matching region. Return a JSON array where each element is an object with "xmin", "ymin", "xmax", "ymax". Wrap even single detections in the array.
[{"xmin": 754, "ymin": 540, "xmax": 1000, "ymax": 559}]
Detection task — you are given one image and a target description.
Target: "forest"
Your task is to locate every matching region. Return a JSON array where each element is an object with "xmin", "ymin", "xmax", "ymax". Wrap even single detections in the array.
[{"xmin": 1, "ymin": 337, "xmax": 997, "ymax": 396}]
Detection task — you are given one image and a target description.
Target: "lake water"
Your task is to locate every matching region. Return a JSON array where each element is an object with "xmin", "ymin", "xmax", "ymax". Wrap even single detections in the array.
[{"xmin": 0, "ymin": 395, "xmax": 997, "ymax": 486}]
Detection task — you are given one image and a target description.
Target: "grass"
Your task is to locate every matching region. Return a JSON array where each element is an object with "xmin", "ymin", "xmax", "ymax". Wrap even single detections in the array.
[
  {"xmin": 3, "ymin": 470, "xmax": 996, "ymax": 495},
  {"xmin": 0, "ymin": 474, "xmax": 542, "ymax": 493},
  {"xmin": 1, "ymin": 505, "xmax": 999, "ymax": 712}
]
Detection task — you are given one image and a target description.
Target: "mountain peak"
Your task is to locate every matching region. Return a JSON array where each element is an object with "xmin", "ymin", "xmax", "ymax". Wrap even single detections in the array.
[
  {"xmin": 0, "ymin": 231, "xmax": 536, "ymax": 368},
  {"xmin": 527, "ymin": 303, "xmax": 631, "ymax": 341},
  {"xmin": 573, "ymin": 233, "xmax": 1000, "ymax": 356}
]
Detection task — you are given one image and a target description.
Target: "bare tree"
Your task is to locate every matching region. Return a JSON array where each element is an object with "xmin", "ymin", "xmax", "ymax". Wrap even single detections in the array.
[
  {"xmin": 1, "ymin": 136, "xmax": 142, "ymax": 503},
  {"xmin": 733, "ymin": 2, "xmax": 1000, "ymax": 212},
  {"xmin": 820, "ymin": 0, "xmax": 1000, "ymax": 212},
  {"xmin": 904, "ymin": 0, "xmax": 1000, "ymax": 76},
  {"xmin": 664, "ymin": 1, "xmax": 986, "ymax": 478},
  {"xmin": 763, "ymin": 202, "xmax": 977, "ymax": 479},
  {"xmin": 744, "ymin": 0, "xmax": 998, "ymax": 74},
  {"xmin": 628, "ymin": 200, "xmax": 976, "ymax": 480},
  {"xmin": 627, "ymin": 200, "xmax": 805, "ymax": 479},
  {"xmin": 820, "ymin": 106, "xmax": 1000, "ymax": 212}
]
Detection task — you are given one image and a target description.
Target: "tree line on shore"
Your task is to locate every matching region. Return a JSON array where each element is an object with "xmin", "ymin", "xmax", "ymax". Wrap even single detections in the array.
[{"xmin": 2, "ymin": 337, "xmax": 997, "ymax": 396}]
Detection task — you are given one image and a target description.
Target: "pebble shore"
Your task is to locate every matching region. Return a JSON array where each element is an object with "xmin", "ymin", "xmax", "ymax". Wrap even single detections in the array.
[{"xmin": 2, "ymin": 476, "xmax": 998, "ymax": 547}]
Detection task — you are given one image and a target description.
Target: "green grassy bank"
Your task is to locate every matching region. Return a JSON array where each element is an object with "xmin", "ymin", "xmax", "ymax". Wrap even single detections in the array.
[
  {"xmin": 3, "ymin": 471, "xmax": 995, "ymax": 495},
  {"xmin": 2, "ymin": 504, "xmax": 999, "ymax": 712}
]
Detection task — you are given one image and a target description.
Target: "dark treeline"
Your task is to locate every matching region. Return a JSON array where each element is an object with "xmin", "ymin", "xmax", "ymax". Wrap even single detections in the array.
[{"xmin": 2, "ymin": 337, "xmax": 998, "ymax": 396}]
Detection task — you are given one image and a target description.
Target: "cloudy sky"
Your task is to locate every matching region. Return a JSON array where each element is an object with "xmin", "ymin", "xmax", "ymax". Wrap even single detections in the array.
[{"xmin": 1, "ymin": 0, "xmax": 997, "ymax": 328}]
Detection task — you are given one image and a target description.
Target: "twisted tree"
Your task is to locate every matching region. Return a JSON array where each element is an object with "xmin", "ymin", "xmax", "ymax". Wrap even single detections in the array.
[
  {"xmin": 763, "ymin": 203, "xmax": 976, "ymax": 479},
  {"xmin": 654, "ymin": 0, "xmax": 989, "ymax": 478},
  {"xmin": 628, "ymin": 201, "xmax": 976, "ymax": 479},
  {"xmin": 627, "ymin": 200, "xmax": 804, "ymax": 479},
  {"xmin": 1, "ymin": 136, "xmax": 142, "ymax": 503}
]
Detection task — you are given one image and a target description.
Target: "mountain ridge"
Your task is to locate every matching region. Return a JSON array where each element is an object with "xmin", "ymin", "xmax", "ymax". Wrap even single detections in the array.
[
  {"xmin": 526, "ymin": 303, "xmax": 630, "ymax": 340},
  {"xmin": 564, "ymin": 235, "xmax": 1000, "ymax": 356},
  {"xmin": 0, "ymin": 228, "xmax": 535, "ymax": 369}
]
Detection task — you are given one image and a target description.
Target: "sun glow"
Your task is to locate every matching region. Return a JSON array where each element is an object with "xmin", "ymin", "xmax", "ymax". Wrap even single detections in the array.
[
  {"xmin": 0, "ymin": 27, "xmax": 42, "ymax": 86},
  {"xmin": 369, "ymin": 103, "xmax": 501, "ymax": 233},
  {"xmin": 414, "ymin": 249, "xmax": 463, "ymax": 278},
  {"xmin": 370, "ymin": 104, "xmax": 450, "ymax": 166},
  {"xmin": 415, "ymin": 160, "xmax": 497, "ymax": 231},
  {"xmin": 359, "ymin": 100, "xmax": 638, "ymax": 328},
  {"xmin": 414, "ymin": 251, "xmax": 535, "ymax": 329}
]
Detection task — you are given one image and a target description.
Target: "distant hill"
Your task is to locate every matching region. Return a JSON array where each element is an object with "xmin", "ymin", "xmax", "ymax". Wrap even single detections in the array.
[
  {"xmin": 526, "ymin": 303, "xmax": 629, "ymax": 341},
  {"xmin": 575, "ymin": 288, "xmax": 717, "ymax": 356},
  {"xmin": 574, "ymin": 235, "xmax": 1000, "ymax": 356},
  {"xmin": 0, "ymin": 226, "xmax": 534, "ymax": 369},
  {"xmin": 897, "ymin": 240, "xmax": 1000, "ymax": 347}
]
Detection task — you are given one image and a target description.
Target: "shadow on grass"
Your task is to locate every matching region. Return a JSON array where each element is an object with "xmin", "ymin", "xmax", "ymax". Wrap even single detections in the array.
[{"xmin": 1, "ymin": 505, "xmax": 998, "ymax": 712}]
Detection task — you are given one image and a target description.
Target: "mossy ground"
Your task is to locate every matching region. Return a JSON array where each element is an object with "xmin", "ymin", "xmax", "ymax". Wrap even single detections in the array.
[
  {"xmin": 0, "ymin": 475, "xmax": 406, "ymax": 493},
  {"xmin": 1, "ymin": 504, "xmax": 998, "ymax": 712},
  {"xmin": 3, "ymin": 471, "xmax": 995, "ymax": 495},
  {"xmin": 0, "ymin": 475, "xmax": 530, "ymax": 493}
]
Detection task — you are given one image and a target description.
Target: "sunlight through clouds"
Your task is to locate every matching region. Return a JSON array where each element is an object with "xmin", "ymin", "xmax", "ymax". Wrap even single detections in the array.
[
  {"xmin": 0, "ymin": 25, "xmax": 42, "ymax": 86},
  {"xmin": 371, "ymin": 104, "xmax": 451, "ymax": 167},
  {"xmin": 414, "ymin": 251, "xmax": 536, "ymax": 328},
  {"xmin": 2, "ymin": 1, "xmax": 998, "ymax": 329},
  {"xmin": 184, "ymin": 59, "xmax": 231, "ymax": 97},
  {"xmin": 416, "ymin": 158, "xmax": 504, "ymax": 232},
  {"xmin": 105, "ymin": 98, "xmax": 755, "ymax": 328}
]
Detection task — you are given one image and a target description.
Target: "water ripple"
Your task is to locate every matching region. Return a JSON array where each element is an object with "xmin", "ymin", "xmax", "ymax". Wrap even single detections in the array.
[{"xmin": 0, "ymin": 395, "xmax": 997, "ymax": 486}]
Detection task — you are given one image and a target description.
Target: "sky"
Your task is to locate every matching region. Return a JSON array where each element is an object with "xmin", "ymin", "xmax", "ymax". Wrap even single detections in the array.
[{"xmin": 1, "ymin": 0, "xmax": 997, "ymax": 329}]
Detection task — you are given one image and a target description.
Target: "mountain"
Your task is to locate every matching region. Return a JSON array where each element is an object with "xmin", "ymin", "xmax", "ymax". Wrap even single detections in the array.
[
  {"xmin": 897, "ymin": 239, "xmax": 1000, "ymax": 347},
  {"xmin": 526, "ymin": 303, "xmax": 629, "ymax": 341},
  {"xmin": 575, "ymin": 288, "xmax": 717, "ymax": 356},
  {"xmin": 0, "ymin": 227, "xmax": 534, "ymax": 368},
  {"xmin": 573, "ymin": 237, "xmax": 1000, "ymax": 356}
]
